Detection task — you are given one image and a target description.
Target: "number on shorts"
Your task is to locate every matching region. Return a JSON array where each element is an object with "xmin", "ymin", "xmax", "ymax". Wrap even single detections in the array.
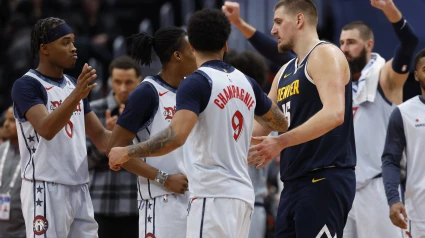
[{"xmin": 232, "ymin": 111, "xmax": 244, "ymax": 141}]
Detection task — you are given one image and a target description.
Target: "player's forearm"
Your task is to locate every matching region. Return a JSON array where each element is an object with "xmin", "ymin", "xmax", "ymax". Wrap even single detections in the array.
[
  {"xmin": 382, "ymin": 156, "xmax": 402, "ymax": 206},
  {"xmin": 122, "ymin": 158, "xmax": 158, "ymax": 180},
  {"xmin": 95, "ymin": 129, "xmax": 111, "ymax": 152},
  {"xmin": 37, "ymin": 94, "xmax": 81, "ymax": 140},
  {"xmin": 252, "ymin": 121, "xmax": 272, "ymax": 138},
  {"xmin": 277, "ymin": 108, "xmax": 343, "ymax": 148},
  {"xmin": 127, "ymin": 126, "xmax": 183, "ymax": 159},
  {"xmin": 255, "ymin": 103, "xmax": 288, "ymax": 133},
  {"xmin": 234, "ymin": 19, "xmax": 256, "ymax": 39},
  {"xmin": 381, "ymin": 2, "xmax": 402, "ymax": 23}
]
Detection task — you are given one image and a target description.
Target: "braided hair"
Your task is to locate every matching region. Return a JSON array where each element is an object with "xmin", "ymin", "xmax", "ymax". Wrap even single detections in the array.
[
  {"xmin": 127, "ymin": 27, "xmax": 187, "ymax": 66},
  {"xmin": 30, "ymin": 17, "xmax": 66, "ymax": 59}
]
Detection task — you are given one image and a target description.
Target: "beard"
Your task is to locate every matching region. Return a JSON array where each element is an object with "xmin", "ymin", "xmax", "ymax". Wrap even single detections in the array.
[
  {"xmin": 278, "ymin": 39, "xmax": 294, "ymax": 53},
  {"xmin": 347, "ymin": 47, "xmax": 367, "ymax": 74}
]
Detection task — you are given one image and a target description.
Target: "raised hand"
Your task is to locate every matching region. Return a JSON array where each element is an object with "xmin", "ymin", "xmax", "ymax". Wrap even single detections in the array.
[
  {"xmin": 105, "ymin": 109, "xmax": 118, "ymax": 131},
  {"xmin": 222, "ymin": 1, "xmax": 242, "ymax": 26},
  {"xmin": 371, "ymin": 0, "xmax": 393, "ymax": 10},
  {"xmin": 72, "ymin": 63, "xmax": 97, "ymax": 100},
  {"xmin": 164, "ymin": 173, "xmax": 189, "ymax": 194}
]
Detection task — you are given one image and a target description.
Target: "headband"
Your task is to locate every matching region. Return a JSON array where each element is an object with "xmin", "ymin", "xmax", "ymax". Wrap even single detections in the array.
[{"xmin": 42, "ymin": 23, "xmax": 73, "ymax": 44}]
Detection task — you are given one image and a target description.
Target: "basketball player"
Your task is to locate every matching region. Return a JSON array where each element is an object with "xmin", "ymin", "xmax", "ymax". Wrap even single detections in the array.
[
  {"xmin": 224, "ymin": 49, "xmax": 271, "ymax": 238},
  {"xmin": 382, "ymin": 49, "xmax": 425, "ymax": 237},
  {"xmin": 247, "ymin": 1, "xmax": 356, "ymax": 237},
  {"xmin": 106, "ymin": 27, "xmax": 196, "ymax": 238},
  {"xmin": 109, "ymin": 9, "xmax": 288, "ymax": 238},
  {"xmin": 224, "ymin": 0, "xmax": 419, "ymax": 237},
  {"xmin": 11, "ymin": 17, "xmax": 110, "ymax": 237}
]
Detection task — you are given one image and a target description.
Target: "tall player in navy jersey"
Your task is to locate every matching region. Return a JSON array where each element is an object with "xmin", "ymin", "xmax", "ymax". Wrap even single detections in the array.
[
  {"xmin": 106, "ymin": 27, "xmax": 196, "ymax": 238},
  {"xmin": 248, "ymin": 0, "xmax": 356, "ymax": 237},
  {"xmin": 11, "ymin": 17, "xmax": 111, "ymax": 237},
  {"xmin": 109, "ymin": 9, "xmax": 288, "ymax": 237}
]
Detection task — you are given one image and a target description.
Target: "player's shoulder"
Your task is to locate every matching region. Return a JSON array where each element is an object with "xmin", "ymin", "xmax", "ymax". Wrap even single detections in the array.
[
  {"xmin": 398, "ymin": 96, "xmax": 421, "ymax": 111},
  {"xmin": 13, "ymin": 74, "xmax": 43, "ymax": 91},
  {"xmin": 64, "ymin": 74, "xmax": 77, "ymax": 85},
  {"xmin": 314, "ymin": 43, "xmax": 345, "ymax": 58},
  {"xmin": 127, "ymin": 79, "xmax": 158, "ymax": 101}
]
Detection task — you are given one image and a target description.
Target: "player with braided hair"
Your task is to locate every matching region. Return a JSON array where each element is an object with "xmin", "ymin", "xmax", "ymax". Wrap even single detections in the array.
[{"xmin": 12, "ymin": 17, "xmax": 110, "ymax": 237}]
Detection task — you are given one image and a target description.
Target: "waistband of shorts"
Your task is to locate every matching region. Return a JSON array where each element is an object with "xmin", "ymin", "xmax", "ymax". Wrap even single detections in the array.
[{"xmin": 22, "ymin": 178, "xmax": 87, "ymax": 186}]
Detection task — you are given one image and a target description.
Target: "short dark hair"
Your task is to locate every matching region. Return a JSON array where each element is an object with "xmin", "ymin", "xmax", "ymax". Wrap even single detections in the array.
[
  {"xmin": 127, "ymin": 27, "xmax": 187, "ymax": 66},
  {"xmin": 274, "ymin": 0, "xmax": 318, "ymax": 26},
  {"xmin": 187, "ymin": 8, "xmax": 231, "ymax": 53},
  {"xmin": 342, "ymin": 21, "xmax": 374, "ymax": 41},
  {"xmin": 224, "ymin": 49, "xmax": 268, "ymax": 87},
  {"xmin": 108, "ymin": 55, "xmax": 141, "ymax": 77},
  {"xmin": 30, "ymin": 17, "xmax": 66, "ymax": 59},
  {"xmin": 414, "ymin": 49, "xmax": 425, "ymax": 70}
]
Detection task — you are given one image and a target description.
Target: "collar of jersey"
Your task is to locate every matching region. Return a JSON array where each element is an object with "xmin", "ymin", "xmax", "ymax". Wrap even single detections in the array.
[
  {"xmin": 201, "ymin": 60, "xmax": 235, "ymax": 73},
  {"xmin": 30, "ymin": 69, "xmax": 67, "ymax": 88}
]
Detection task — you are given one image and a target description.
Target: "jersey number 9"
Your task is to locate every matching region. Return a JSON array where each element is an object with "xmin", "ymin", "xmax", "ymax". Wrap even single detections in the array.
[{"xmin": 232, "ymin": 111, "xmax": 244, "ymax": 141}]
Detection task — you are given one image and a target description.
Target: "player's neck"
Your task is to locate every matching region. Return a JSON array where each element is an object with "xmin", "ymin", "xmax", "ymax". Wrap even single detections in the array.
[
  {"xmin": 36, "ymin": 62, "xmax": 64, "ymax": 78},
  {"xmin": 421, "ymin": 88, "xmax": 425, "ymax": 100},
  {"xmin": 293, "ymin": 31, "xmax": 320, "ymax": 66},
  {"xmin": 158, "ymin": 68, "xmax": 183, "ymax": 89},
  {"xmin": 195, "ymin": 51, "xmax": 223, "ymax": 68}
]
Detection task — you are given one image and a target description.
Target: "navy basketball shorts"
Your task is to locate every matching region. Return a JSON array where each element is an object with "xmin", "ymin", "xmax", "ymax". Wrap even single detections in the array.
[{"xmin": 275, "ymin": 168, "xmax": 355, "ymax": 238}]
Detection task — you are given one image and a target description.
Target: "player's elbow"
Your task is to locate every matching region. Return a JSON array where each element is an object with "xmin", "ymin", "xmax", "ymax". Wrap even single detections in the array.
[
  {"xmin": 174, "ymin": 135, "xmax": 186, "ymax": 148},
  {"xmin": 333, "ymin": 110, "xmax": 345, "ymax": 127}
]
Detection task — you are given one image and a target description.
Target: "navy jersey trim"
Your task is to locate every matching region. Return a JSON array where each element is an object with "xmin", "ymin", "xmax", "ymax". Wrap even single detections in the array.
[
  {"xmin": 138, "ymin": 82, "xmax": 159, "ymax": 133},
  {"xmin": 419, "ymin": 95, "xmax": 425, "ymax": 105},
  {"xmin": 377, "ymin": 83, "xmax": 393, "ymax": 106},
  {"xmin": 153, "ymin": 197, "xmax": 156, "ymax": 235},
  {"xmin": 200, "ymin": 198, "xmax": 206, "ymax": 238},
  {"xmin": 201, "ymin": 60, "xmax": 236, "ymax": 73}
]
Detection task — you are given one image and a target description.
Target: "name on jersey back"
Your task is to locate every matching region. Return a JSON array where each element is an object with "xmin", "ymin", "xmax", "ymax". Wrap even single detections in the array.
[{"xmin": 214, "ymin": 85, "xmax": 255, "ymax": 110}]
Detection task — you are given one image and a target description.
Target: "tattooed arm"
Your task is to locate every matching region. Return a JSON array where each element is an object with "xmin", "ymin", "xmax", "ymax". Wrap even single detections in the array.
[
  {"xmin": 108, "ymin": 109, "xmax": 198, "ymax": 167},
  {"xmin": 254, "ymin": 103, "xmax": 288, "ymax": 133}
]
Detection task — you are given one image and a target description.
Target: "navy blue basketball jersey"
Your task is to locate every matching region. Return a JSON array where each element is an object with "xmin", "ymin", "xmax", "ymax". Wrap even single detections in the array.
[{"xmin": 276, "ymin": 41, "xmax": 356, "ymax": 181}]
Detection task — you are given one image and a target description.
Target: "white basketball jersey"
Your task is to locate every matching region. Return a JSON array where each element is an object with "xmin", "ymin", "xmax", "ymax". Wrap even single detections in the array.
[
  {"xmin": 183, "ymin": 66, "xmax": 256, "ymax": 209},
  {"xmin": 398, "ymin": 96, "xmax": 425, "ymax": 221},
  {"xmin": 134, "ymin": 76, "xmax": 185, "ymax": 200},
  {"xmin": 353, "ymin": 83, "xmax": 395, "ymax": 189},
  {"xmin": 16, "ymin": 70, "xmax": 88, "ymax": 185}
]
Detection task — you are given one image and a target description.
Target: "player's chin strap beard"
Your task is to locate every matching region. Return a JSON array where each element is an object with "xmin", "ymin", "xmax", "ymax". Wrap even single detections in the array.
[{"xmin": 42, "ymin": 24, "xmax": 73, "ymax": 44}]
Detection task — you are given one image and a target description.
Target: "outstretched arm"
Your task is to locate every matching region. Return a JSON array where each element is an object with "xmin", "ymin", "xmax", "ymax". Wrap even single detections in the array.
[
  {"xmin": 372, "ymin": 0, "xmax": 418, "ymax": 103},
  {"xmin": 108, "ymin": 110, "xmax": 197, "ymax": 168},
  {"xmin": 254, "ymin": 103, "xmax": 288, "ymax": 133}
]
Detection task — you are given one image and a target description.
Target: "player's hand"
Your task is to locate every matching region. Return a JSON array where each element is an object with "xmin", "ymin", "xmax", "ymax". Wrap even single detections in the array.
[
  {"xmin": 119, "ymin": 104, "xmax": 125, "ymax": 114},
  {"xmin": 371, "ymin": 0, "xmax": 393, "ymax": 10},
  {"xmin": 108, "ymin": 146, "xmax": 130, "ymax": 170},
  {"xmin": 73, "ymin": 63, "xmax": 97, "ymax": 100},
  {"xmin": 164, "ymin": 173, "xmax": 189, "ymax": 194},
  {"xmin": 105, "ymin": 109, "xmax": 118, "ymax": 131},
  {"xmin": 248, "ymin": 136, "xmax": 285, "ymax": 169},
  {"xmin": 389, "ymin": 202, "xmax": 408, "ymax": 229},
  {"xmin": 222, "ymin": 1, "xmax": 243, "ymax": 27}
]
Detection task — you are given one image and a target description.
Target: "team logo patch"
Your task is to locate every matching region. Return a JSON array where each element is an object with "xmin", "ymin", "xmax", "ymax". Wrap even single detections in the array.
[
  {"xmin": 145, "ymin": 233, "xmax": 155, "ymax": 238},
  {"xmin": 163, "ymin": 106, "xmax": 176, "ymax": 120},
  {"xmin": 33, "ymin": 215, "xmax": 48, "ymax": 235}
]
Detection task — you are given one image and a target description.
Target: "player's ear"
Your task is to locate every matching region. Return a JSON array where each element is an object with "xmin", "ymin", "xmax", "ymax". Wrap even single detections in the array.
[
  {"xmin": 296, "ymin": 13, "xmax": 304, "ymax": 29},
  {"xmin": 414, "ymin": 70, "xmax": 419, "ymax": 82},
  {"xmin": 40, "ymin": 43, "xmax": 49, "ymax": 56},
  {"xmin": 366, "ymin": 39, "xmax": 374, "ymax": 52},
  {"xmin": 174, "ymin": 51, "xmax": 181, "ymax": 62}
]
